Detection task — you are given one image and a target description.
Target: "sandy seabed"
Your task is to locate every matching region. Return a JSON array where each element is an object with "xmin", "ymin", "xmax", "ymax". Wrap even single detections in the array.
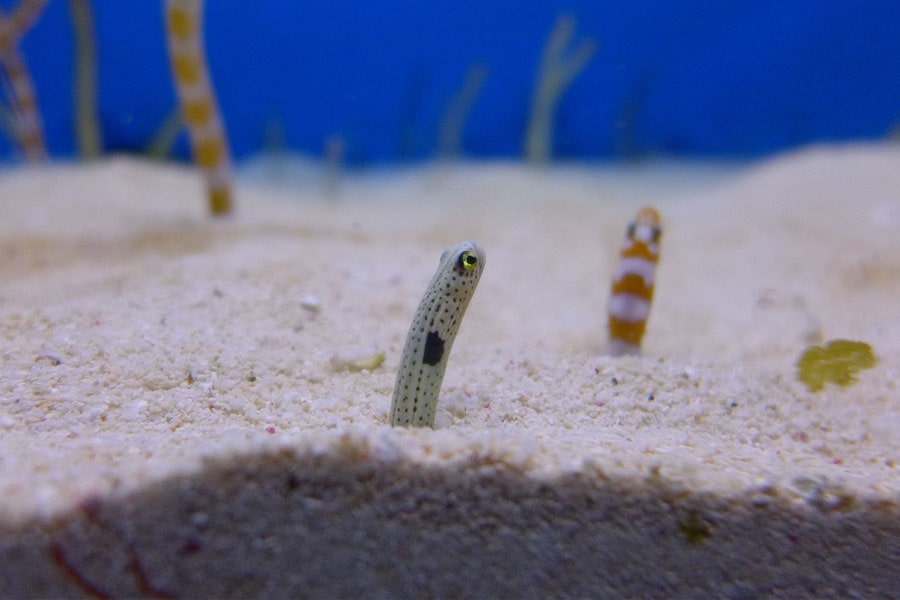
[{"xmin": 1, "ymin": 144, "xmax": 899, "ymax": 597}]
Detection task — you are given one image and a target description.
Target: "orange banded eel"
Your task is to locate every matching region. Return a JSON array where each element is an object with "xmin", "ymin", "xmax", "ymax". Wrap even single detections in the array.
[
  {"xmin": 165, "ymin": 0, "xmax": 233, "ymax": 215},
  {"xmin": 608, "ymin": 207, "xmax": 662, "ymax": 356}
]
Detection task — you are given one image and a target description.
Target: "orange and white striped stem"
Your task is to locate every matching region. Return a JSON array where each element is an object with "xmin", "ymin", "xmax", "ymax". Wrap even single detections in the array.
[
  {"xmin": 0, "ymin": 0, "xmax": 48, "ymax": 162},
  {"xmin": 607, "ymin": 207, "xmax": 662, "ymax": 356},
  {"xmin": 165, "ymin": 0, "xmax": 233, "ymax": 215}
]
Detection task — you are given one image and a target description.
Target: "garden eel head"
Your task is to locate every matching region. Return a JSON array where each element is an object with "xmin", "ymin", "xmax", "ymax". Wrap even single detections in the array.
[
  {"xmin": 627, "ymin": 207, "xmax": 662, "ymax": 247},
  {"xmin": 440, "ymin": 240, "xmax": 486, "ymax": 278}
]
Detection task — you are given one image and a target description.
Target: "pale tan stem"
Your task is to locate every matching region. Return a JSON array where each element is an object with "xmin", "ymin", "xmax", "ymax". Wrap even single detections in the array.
[
  {"xmin": 525, "ymin": 14, "xmax": 597, "ymax": 164},
  {"xmin": 68, "ymin": 0, "xmax": 102, "ymax": 158}
]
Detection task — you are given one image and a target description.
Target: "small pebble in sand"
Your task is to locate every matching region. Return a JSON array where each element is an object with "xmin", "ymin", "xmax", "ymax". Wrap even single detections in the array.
[
  {"xmin": 329, "ymin": 346, "xmax": 386, "ymax": 372},
  {"xmin": 300, "ymin": 294, "xmax": 322, "ymax": 313},
  {"xmin": 36, "ymin": 354, "xmax": 62, "ymax": 366}
]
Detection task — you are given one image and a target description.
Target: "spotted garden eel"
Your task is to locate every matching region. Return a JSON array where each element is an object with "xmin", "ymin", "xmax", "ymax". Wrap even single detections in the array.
[
  {"xmin": 390, "ymin": 241, "xmax": 486, "ymax": 427},
  {"xmin": 608, "ymin": 206, "xmax": 662, "ymax": 356}
]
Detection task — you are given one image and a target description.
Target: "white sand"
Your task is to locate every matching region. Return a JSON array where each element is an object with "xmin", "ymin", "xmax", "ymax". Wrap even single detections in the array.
[{"xmin": 0, "ymin": 145, "xmax": 898, "ymax": 597}]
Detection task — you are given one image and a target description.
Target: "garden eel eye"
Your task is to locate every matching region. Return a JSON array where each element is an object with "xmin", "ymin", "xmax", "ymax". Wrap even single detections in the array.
[
  {"xmin": 457, "ymin": 250, "xmax": 478, "ymax": 271},
  {"xmin": 626, "ymin": 223, "xmax": 637, "ymax": 239}
]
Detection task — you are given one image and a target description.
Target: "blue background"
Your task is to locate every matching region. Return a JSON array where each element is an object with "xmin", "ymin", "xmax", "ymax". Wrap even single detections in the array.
[{"xmin": 4, "ymin": 0, "xmax": 900, "ymax": 164}]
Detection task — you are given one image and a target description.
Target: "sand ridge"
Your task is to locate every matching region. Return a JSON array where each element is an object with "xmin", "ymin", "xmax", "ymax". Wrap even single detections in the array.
[{"xmin": 0, "ymin": 145, "xmax": 898, "ymax": 596}]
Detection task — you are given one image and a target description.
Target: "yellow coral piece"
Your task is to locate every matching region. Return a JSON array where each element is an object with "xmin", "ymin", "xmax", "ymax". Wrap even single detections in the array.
[{"xmin": 796, "ymin": 339, "xmax": 877, "ymax": 392}]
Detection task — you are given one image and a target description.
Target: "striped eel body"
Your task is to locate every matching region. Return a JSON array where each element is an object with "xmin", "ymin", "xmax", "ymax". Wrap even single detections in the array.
[
  {"xmin": 391, "ymin": 241, "xmax": 486, "ymax": 428},
  {"xmin": 165, "ymin": 0, "xmax": 233, "ymax": 215},
  {"xmin": 608, "ymin": 207, "xmax": 662, "ymax": 356},
  {"xmin": 0, "ymin": 0, "xmax": 48, "ymax": 162}
]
